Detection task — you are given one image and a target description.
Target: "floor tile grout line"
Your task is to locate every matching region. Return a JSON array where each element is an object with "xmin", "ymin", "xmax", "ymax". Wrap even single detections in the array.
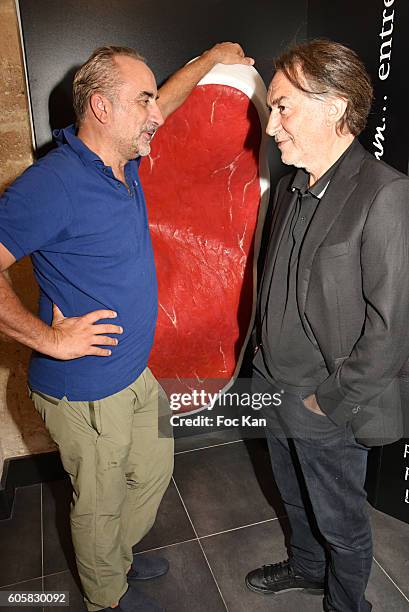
[
  {"xmin": 0, "ymin": 568, "xmax": 75, "ymax": 594},
  {"xmin": 0, "ymin": 576, "xmax": 43, "ymax": 590},
  {"xmin": 372, "ymin": 556, "xmax": 409, "ymax": 603},
  {"xmin": 134, "ymin": 516, "xmax": 283, "ymax": 555},
  {"xmin": 174, "ymin": 439, "xmax": 243, "ymax": 455},
  {"xmin": 134, "ymin": 537, "xmax": 199, "ymax": 556},
  {"xmin": 40, "ymin": 569, "xmax": 71, "ymax": 582},
  {"xmin": 198, "ymin": 516, "xmax": 281, "ymax": 540},
  {"xmin": 171, "ymin": 476, "xmax": 229, "ymax": 611}
]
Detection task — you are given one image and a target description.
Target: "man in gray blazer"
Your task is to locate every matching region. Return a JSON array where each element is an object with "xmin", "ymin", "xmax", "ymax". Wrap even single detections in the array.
[{"xmin": 245, "ymin": 39, "xmax": 409, "ymax": 612}]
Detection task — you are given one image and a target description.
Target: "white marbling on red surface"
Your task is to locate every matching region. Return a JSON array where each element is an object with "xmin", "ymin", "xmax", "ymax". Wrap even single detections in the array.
[{"xmin": 140, "ymin": 64, "xmax": 270, "ymax": 411}]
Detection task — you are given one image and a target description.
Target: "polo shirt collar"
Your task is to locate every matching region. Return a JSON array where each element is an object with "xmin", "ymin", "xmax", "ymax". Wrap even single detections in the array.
[
  {"xmin": 53, "ymin": 124, "xmax": 142, "ymax": 172},
  {"xmin": 53, "ymin": 124, "xmax": 103, "ymax": 166}
]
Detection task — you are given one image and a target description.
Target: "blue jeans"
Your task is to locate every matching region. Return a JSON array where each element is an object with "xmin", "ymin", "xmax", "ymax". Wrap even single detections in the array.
[{"xmin": 255, "ymin": 373, "xmax": 373, "ymax": 611}]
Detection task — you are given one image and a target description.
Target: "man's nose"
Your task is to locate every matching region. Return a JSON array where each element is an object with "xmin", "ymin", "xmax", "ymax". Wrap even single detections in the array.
[
  {"xmin": 150, "ymin": 102, "xmax": 164, "ymax": 127},
  {"xmin": 266, "ymin": 109, "xmax": 281, "ymax": 137}
]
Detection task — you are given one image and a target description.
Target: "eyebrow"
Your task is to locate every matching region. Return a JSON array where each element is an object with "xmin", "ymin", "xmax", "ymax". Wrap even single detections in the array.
[
  {"xmin": 269, "ymin": 95, "xmax": 290, "ymax": 107},
  {"xmin": 137, "ymin": 91, "xmax": 159, "ymax": 100}
]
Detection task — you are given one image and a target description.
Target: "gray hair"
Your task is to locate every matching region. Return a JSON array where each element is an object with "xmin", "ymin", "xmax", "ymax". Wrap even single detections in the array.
[
  {"xmin": 72, "ymin": 46, "xmax": 146, "ymax": 122},
  {"xmin": 274, "ymin": 39, "xmax": 373, "ymax": 136}
]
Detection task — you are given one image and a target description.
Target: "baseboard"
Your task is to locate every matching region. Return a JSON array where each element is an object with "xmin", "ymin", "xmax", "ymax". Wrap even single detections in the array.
[{"xmin": 0, "ymin": 451, "xmax": 66, "ymax": 519}]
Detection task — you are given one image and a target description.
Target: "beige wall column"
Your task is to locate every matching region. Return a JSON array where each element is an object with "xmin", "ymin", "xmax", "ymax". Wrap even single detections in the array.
[{"xmin": 0, "ymin": 0, "xmax": 55, "ymax": 478}]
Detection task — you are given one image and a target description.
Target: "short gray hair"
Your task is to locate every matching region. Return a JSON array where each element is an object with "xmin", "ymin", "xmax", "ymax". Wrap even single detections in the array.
[{"xmin": 72, "ymin": 46, "xmax": 146, "ymax": 123}]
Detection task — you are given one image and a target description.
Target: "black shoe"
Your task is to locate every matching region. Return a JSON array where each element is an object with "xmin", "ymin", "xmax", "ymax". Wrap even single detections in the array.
[
  {"xmin": 99, "ymin": 585, "xmax": 165, "ymax": 611},
  {"xmin": 245, "ymin": 559, "xmax": 324, "ymax": 595},
  {"xmin": 127, "ymin": 555, "xmax": 169, "ymax": 582}
]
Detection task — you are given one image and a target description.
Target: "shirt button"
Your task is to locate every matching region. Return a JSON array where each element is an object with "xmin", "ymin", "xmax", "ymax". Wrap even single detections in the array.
[
  {"xmin": 352, "ymin": 405, "xmax": 360, "ymax": 414},
  {"xmin": 300, "ymin": 216, "xmax": 306, "ymax": 221}
]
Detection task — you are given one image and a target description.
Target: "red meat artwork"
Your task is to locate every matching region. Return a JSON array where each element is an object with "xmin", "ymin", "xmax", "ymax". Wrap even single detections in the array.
[{"xmin": 140, "ymin": 73, "xmax": 268, "ymax": 412}]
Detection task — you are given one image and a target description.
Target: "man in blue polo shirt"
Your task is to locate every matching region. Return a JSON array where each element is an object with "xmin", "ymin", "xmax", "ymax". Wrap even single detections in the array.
[{"xmin": 0, "ymin": 43, "xmax": 253, "ymax": 612}]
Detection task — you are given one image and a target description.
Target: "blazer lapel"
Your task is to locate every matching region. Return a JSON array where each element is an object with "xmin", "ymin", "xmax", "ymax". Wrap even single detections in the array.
[{"xmin": 297, "ymin": 139, "xmax": 366, "ymax": 319}]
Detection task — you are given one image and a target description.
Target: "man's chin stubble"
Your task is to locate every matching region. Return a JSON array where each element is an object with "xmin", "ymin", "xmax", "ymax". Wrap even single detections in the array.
[
  {"xmin": 136, "ymin": 142, "xmax": 151, "ymax": 157},
  {"xmin": 130, "ymin": 143, "xmax": 151, "ymax": 158}
]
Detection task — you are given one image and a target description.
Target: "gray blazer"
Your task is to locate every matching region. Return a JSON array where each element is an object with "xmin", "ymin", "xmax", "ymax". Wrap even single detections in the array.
[{"xmin": 258, "ymin": 139, "xmax": 409, "ymax": 446}]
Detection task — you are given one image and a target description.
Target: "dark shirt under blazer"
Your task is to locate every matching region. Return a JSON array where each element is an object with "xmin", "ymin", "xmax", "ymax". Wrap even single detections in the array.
[
  {"xmin": 254, "ymin": 151, "xmax": 351, "ymax": 393},
  {"xmin": 256, "ymin": 139, "xmax": 409, "ymax": 446}
]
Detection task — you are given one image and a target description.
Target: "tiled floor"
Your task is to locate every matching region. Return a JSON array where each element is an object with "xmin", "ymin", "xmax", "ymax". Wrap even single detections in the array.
[{"xmin": 1, "ymin": 430, "xmax": 409, "ymax": 611}]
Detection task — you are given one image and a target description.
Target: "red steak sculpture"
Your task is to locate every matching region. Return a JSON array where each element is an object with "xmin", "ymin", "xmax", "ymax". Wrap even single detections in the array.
[{"xmin": 140, "ymin": 64, "xmax": 270, "ymax": 413}]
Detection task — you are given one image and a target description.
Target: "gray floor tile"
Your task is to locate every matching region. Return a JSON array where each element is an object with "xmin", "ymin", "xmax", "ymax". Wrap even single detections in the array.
[
  {"xmin": 43, "ymin": 570, "xmax": 85, "ymax": 611},
  {"xmin": 42, "ymin": 540, "xmax": 226, "ymax": 612},
  {"xmin": 133, "ymin": 480, "xmax": 195, "ymax": 553},
  {"xmin": 0, "ymin": 485, "xmax": 42, "ymax": 587},
  {"xmin": 134, "ymin": 540, "xmax": 225, "ymax": 612},
  {"xmin": 2, "ymin": 440, "xmax": 409, "ymax": 612},
  {"xmin": 173, "ymin": 439, "xmax": 283, "ymax": 537},
  {"xmin": 366, "ymin": 560, "xmax": 409, "ymax": 611},
  {"xmin": 370, "ymin": 506, "xmax": 409, "ymax": 599},
  {"xmin": 201, "ymin": 518, "xmax": 322, "ymax": 612},
  {"xmin": 202, "ymin": 517, "xmax": 409, "ymax": 612},
  {"xmin": 0, "ymin": 577, "xmax": 43, "ymax": 612}
]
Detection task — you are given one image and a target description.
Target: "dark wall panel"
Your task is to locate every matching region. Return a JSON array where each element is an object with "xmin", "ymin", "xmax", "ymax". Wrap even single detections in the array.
[
  {"xmin": 308, "ymin": 0, "xmax": 409, "ymax": 174},
  {"xmin": 18, "ymin": 0, "xmax": 307, "ymax": 178}
]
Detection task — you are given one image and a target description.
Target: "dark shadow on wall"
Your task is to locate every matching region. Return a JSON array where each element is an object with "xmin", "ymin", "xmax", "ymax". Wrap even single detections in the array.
[
  {"xmin": 235, "ymin": 92, "xmax": 288, "ymax": 379},
  {"xmin": 233, "ymin": 96, "xmax": 263, "ymax": 368},
  {"xmin": 35, "ymin": 66, "xmax": 79, "ymax": 159}
]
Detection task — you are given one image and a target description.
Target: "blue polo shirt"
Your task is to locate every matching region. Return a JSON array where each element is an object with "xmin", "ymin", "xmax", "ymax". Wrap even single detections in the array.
[{"xmin": 0, "ymin": 125, "xmax": 158, "ymax": 400}]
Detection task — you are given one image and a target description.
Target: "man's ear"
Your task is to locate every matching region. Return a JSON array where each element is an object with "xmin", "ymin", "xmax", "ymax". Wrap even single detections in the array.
[
  {"xmin": 326, "ymin": 96, "xmax": 348, "ymax": 129},
  {"xmin": 89, "ymin": 92, "xmax": 111, "ymax": 124}
]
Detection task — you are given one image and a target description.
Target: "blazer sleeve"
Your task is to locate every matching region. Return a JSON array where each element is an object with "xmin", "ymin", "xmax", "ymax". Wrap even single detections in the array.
[{"xmin": 316, "ymin": 176, "xmax": 409, "ymax": 424}]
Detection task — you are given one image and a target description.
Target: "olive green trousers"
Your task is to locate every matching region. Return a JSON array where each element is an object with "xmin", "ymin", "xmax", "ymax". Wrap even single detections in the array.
[{"xmin": 30, "ymin": 367, "xmax": 174, "ymax": 611}]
